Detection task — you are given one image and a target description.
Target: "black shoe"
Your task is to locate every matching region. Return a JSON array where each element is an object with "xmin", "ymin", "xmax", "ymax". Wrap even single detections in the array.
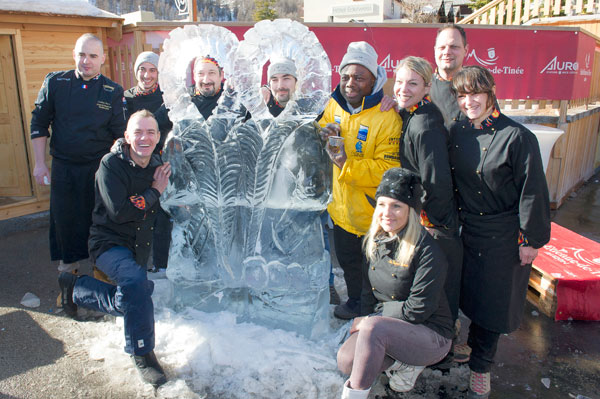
[
  {"xmin": 428, "ymin": 352, "xmax": 454, "ymax": 371},
  {"xmin": 334, "ymin": 298, "xmax": 360, "ymax": 320},
  {"xmin": 133, "ymin": 351, "xmax": 167, "ymax": 388},
  {"xmin": 329, "ymin": 285, "xmax": 341, "ymax": 305},
  {"xmin": 58, "ymin": 272, "xmax": 78, "ymax": 318}
]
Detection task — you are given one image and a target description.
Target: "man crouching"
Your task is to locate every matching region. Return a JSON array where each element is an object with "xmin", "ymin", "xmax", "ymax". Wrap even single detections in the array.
[{"xmin": 58, "ymin": 110, "xmax": 171, "ymax": 387}]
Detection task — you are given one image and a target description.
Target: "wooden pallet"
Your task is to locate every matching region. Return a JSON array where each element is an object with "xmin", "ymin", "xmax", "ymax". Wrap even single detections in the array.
[{"xmin": 527, "ymin": 265, "xmax": 558, "ymax": 319}]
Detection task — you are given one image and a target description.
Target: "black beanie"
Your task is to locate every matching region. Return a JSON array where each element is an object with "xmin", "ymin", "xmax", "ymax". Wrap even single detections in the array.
[{"xmin": 375, "ymin": 168, "xmax": 420, "ymax": 209}]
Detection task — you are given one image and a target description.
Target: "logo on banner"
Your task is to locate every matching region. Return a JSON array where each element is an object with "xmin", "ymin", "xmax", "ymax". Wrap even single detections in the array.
[
  {"xmin": 467, "ymin": 48, "xmax": 524, "ymax": 75},
  {"xmin": 585, "ymin": 53, "xmax": 591, "ymax": 69},
  {"xmin": 542, "ymin": 244, "xmax": 600, "ymax": 276},
  {"xmin": 466, "ymin": 48, "xmax": 498, "ymax": 66},
  {"xmin": 580, "ymin": 53, "xmax": 592, "ymax": 80},
  {"xmin": 379, "ymin": 54, "xmax": 399, "ymax": 73},
  {"xmin": 540, "ymin": 56, "xmax": 579, "ymax": 74}
]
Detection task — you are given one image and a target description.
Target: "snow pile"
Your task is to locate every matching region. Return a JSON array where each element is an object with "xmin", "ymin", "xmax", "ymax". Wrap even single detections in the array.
[
  {"xmin": 87, "ymin": 279, "xmax": 346, "ymax": 399},
  {"xmin": 0, "ymin": 0, "xmax": 119, "ymax": 19}
]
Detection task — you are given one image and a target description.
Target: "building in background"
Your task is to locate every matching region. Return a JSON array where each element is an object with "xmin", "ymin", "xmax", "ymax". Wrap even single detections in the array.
[{"xmin": 303, "ymin": 0, "xmax": 470, "ymax": 23}]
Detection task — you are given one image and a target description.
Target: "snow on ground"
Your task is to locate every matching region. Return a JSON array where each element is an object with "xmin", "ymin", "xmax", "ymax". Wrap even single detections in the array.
[
  {"xmin": 86, "ymin": 278, "xmax": 348, "ymax": 398},
  {"xmin": 82, "ymin": 277, "xmax": 470, "ymax": 398},
  {"xmin": 0, "ymin": 0, "xmax": 118, "ymax": 18}
]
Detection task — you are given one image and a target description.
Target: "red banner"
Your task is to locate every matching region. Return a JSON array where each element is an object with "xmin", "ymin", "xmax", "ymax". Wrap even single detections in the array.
[
  {"xmin": 119, "ymin": 24, "xmax": 596, "ymax": 101},
  {"xmin": 535, "ymin": 223, "xmax": 600, "ymax": 321}
]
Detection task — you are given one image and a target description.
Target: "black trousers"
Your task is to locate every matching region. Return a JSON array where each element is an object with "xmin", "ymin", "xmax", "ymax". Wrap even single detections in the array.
[
  {"xmin": 467, "ymin": 322, "xmax": 500, "ymax": 373},
  {"xmin": 49, "ymin": 158, "xmax": 99, "ymax": 264},
  {"xmin": 332, "ymin": 224, "xmax": 365, "ymax": 301},
  {"xmin": 152, "ymin": 207, "xmax": 172, "ymax": 269}
]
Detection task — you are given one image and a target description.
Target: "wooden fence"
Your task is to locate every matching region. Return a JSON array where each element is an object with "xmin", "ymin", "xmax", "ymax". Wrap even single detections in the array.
[{"xmin": 460, "ymin": 0, "xmax": 600, "ymax": 25}]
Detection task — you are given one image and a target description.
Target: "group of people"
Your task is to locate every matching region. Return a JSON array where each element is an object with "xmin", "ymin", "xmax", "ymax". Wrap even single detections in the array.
[
  {"xmin": 321, "ymin": 25, "xmax": 550, "ymax": 399},
  {"xmin": 30, "ymin": 23, "xmax": 551, "ymax": 398}
]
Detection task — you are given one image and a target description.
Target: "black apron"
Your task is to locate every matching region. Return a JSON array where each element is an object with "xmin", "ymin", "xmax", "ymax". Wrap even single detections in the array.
[{"xmin": 459, "ymin": 210, "xmax": 531, "ymax": 333}]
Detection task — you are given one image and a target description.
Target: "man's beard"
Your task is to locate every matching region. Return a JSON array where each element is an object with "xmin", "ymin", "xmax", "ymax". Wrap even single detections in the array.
[
  {"xmin": 275, "ymin": 90, "xmax": 290, "ymax": 104},
  {"xmin": 198, "ymin": 83, "xmax": 218, "ymax": 97}
]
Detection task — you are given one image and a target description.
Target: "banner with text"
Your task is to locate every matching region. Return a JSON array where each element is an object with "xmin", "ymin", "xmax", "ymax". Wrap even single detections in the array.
[{"xmin": 140, "ymin": 25, "xmax": 596, "ymax": 100}]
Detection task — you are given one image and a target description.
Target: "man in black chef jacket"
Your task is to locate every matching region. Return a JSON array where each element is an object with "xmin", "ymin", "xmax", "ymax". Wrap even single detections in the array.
[{"xmin": 30, "ymin": 33, "xmax": 127, "ymax": 305}]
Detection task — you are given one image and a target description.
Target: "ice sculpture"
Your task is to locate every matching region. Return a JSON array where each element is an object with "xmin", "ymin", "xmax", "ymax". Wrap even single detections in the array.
[{"xmin": 159, "ymin": 21, "xmax": 333, "ymax": 338}]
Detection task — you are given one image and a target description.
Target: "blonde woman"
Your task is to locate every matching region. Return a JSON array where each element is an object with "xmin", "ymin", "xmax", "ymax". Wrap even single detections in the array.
[
  {"xmin": 337, "ymin": 168, "xmax": 453, "ymax": 399},
  {"xmin": 394, "ymin": 56, "xmax": 463, "ymax": 365}
]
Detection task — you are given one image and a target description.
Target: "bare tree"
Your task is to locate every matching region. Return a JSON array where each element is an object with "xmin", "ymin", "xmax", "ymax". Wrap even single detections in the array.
[{"xmin": 399, "ymin": 0, "xmax": 438, "ymax": 23}]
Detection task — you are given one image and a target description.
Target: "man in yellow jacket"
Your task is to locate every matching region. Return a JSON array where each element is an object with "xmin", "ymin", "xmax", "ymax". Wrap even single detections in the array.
[{"xmin": 319, "ymin": 41, "xmax": 402, "ymax": 319}]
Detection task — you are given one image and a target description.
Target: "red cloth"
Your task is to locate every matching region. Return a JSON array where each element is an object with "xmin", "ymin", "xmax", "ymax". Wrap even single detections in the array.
[{"xmin": 535, "ymin": 223, "xmax": 600, "ymax": 321}]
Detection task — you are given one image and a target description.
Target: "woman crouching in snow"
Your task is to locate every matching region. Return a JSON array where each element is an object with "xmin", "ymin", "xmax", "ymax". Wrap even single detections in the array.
[{"xmin": 337, "ymin": 168, "xmax": 454, "ymax": 398}]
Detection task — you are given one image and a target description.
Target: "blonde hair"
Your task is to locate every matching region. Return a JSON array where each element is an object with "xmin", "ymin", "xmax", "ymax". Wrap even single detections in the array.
[
  {"xmin": 395, "ymin": 56, "xmax": 433, "ymax": 86},
  {"xmin": 363, "ymin": 206, "xmax": 421, "ymax": 267}
]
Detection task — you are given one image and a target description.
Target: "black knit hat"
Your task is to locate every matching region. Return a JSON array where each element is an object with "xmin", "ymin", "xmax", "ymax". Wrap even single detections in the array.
[{"xmin": 375, "ymin": 168, "xmax": 421, "ymax": 209}]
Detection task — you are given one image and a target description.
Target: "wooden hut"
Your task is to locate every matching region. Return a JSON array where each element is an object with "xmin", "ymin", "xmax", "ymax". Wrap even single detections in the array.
[{"xmin": 0, "ymin": 1, "xmax": 122, "ymax": 220}]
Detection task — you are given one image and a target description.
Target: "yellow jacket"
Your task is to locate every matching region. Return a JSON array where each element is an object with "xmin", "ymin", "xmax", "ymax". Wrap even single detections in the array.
[{"xmin": 319, "ymin": 88, "xmax": 402, "ymax": 236}]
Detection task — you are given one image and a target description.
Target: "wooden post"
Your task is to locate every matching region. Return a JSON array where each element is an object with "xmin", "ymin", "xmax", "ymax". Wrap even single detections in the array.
[
  {"xmin": 116, "ymin": 45, "xmax": 124, "ymax": 87},
  {"xmin": 558, "ymin": 100, "xmax": 568, "ymax": 130},
  {"xmin": 532, "ymin": 0, "xmax": 540, "ymax": 17},
  {"xmin": 565, "ymin": 0, "xmax": 573, "ymax": 15},
  {"xmin": 522, "ymin": 0, "xmax": 529, "ymax": 22},
  {"xmin": 189, "ymin": 0, "xmax": 198, "ymax": 22},
  {"xmin": 133, "ymin": 30, "xmax": 144, "ymax": 59},
  {"xmin": 586, "ymin": 0, "xmax": 594, "ymax": 13},
  {"xmin": 515, "ymin": 0, "xmax": 522, "ymax": 24},
  {"xmin": 553, "ymin": 0, "xmax": 562, "ymax": 15},
  {"xmin": 543, "ymin": 0, "xmax": 551, "ymax": 15}
]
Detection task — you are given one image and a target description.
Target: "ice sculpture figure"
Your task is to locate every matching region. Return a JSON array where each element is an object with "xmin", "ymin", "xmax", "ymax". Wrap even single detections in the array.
[{"xmin": 159, "ymin": 21, "xmax": 333, "ymax": 338}]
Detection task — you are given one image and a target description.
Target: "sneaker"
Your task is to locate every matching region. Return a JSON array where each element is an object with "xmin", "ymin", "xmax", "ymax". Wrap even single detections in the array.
[
  {"xmin": 329, "ymin": 285, "xmax": 341, "ymax": 305},
  {"xmin": 385, "ymin": 361, "xmax": 425, "ymax": 392},
  {"xmin": 468, "ymin": 370, "xmax": 490, "ymax": 398},
  {"xmin": 132, "ymin": 351, "xmax": 167, "ymax": 388},
  {"xmin": 58, "ymin": 272, "xmax": 78, "ymax": 318},
  {"xmin": 334, "ymin": 298, "xmax": 360, "ymax": 320},
  {"xmin": 453, "ymin": 342, "xmax": 472, "ymax": 363}
]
